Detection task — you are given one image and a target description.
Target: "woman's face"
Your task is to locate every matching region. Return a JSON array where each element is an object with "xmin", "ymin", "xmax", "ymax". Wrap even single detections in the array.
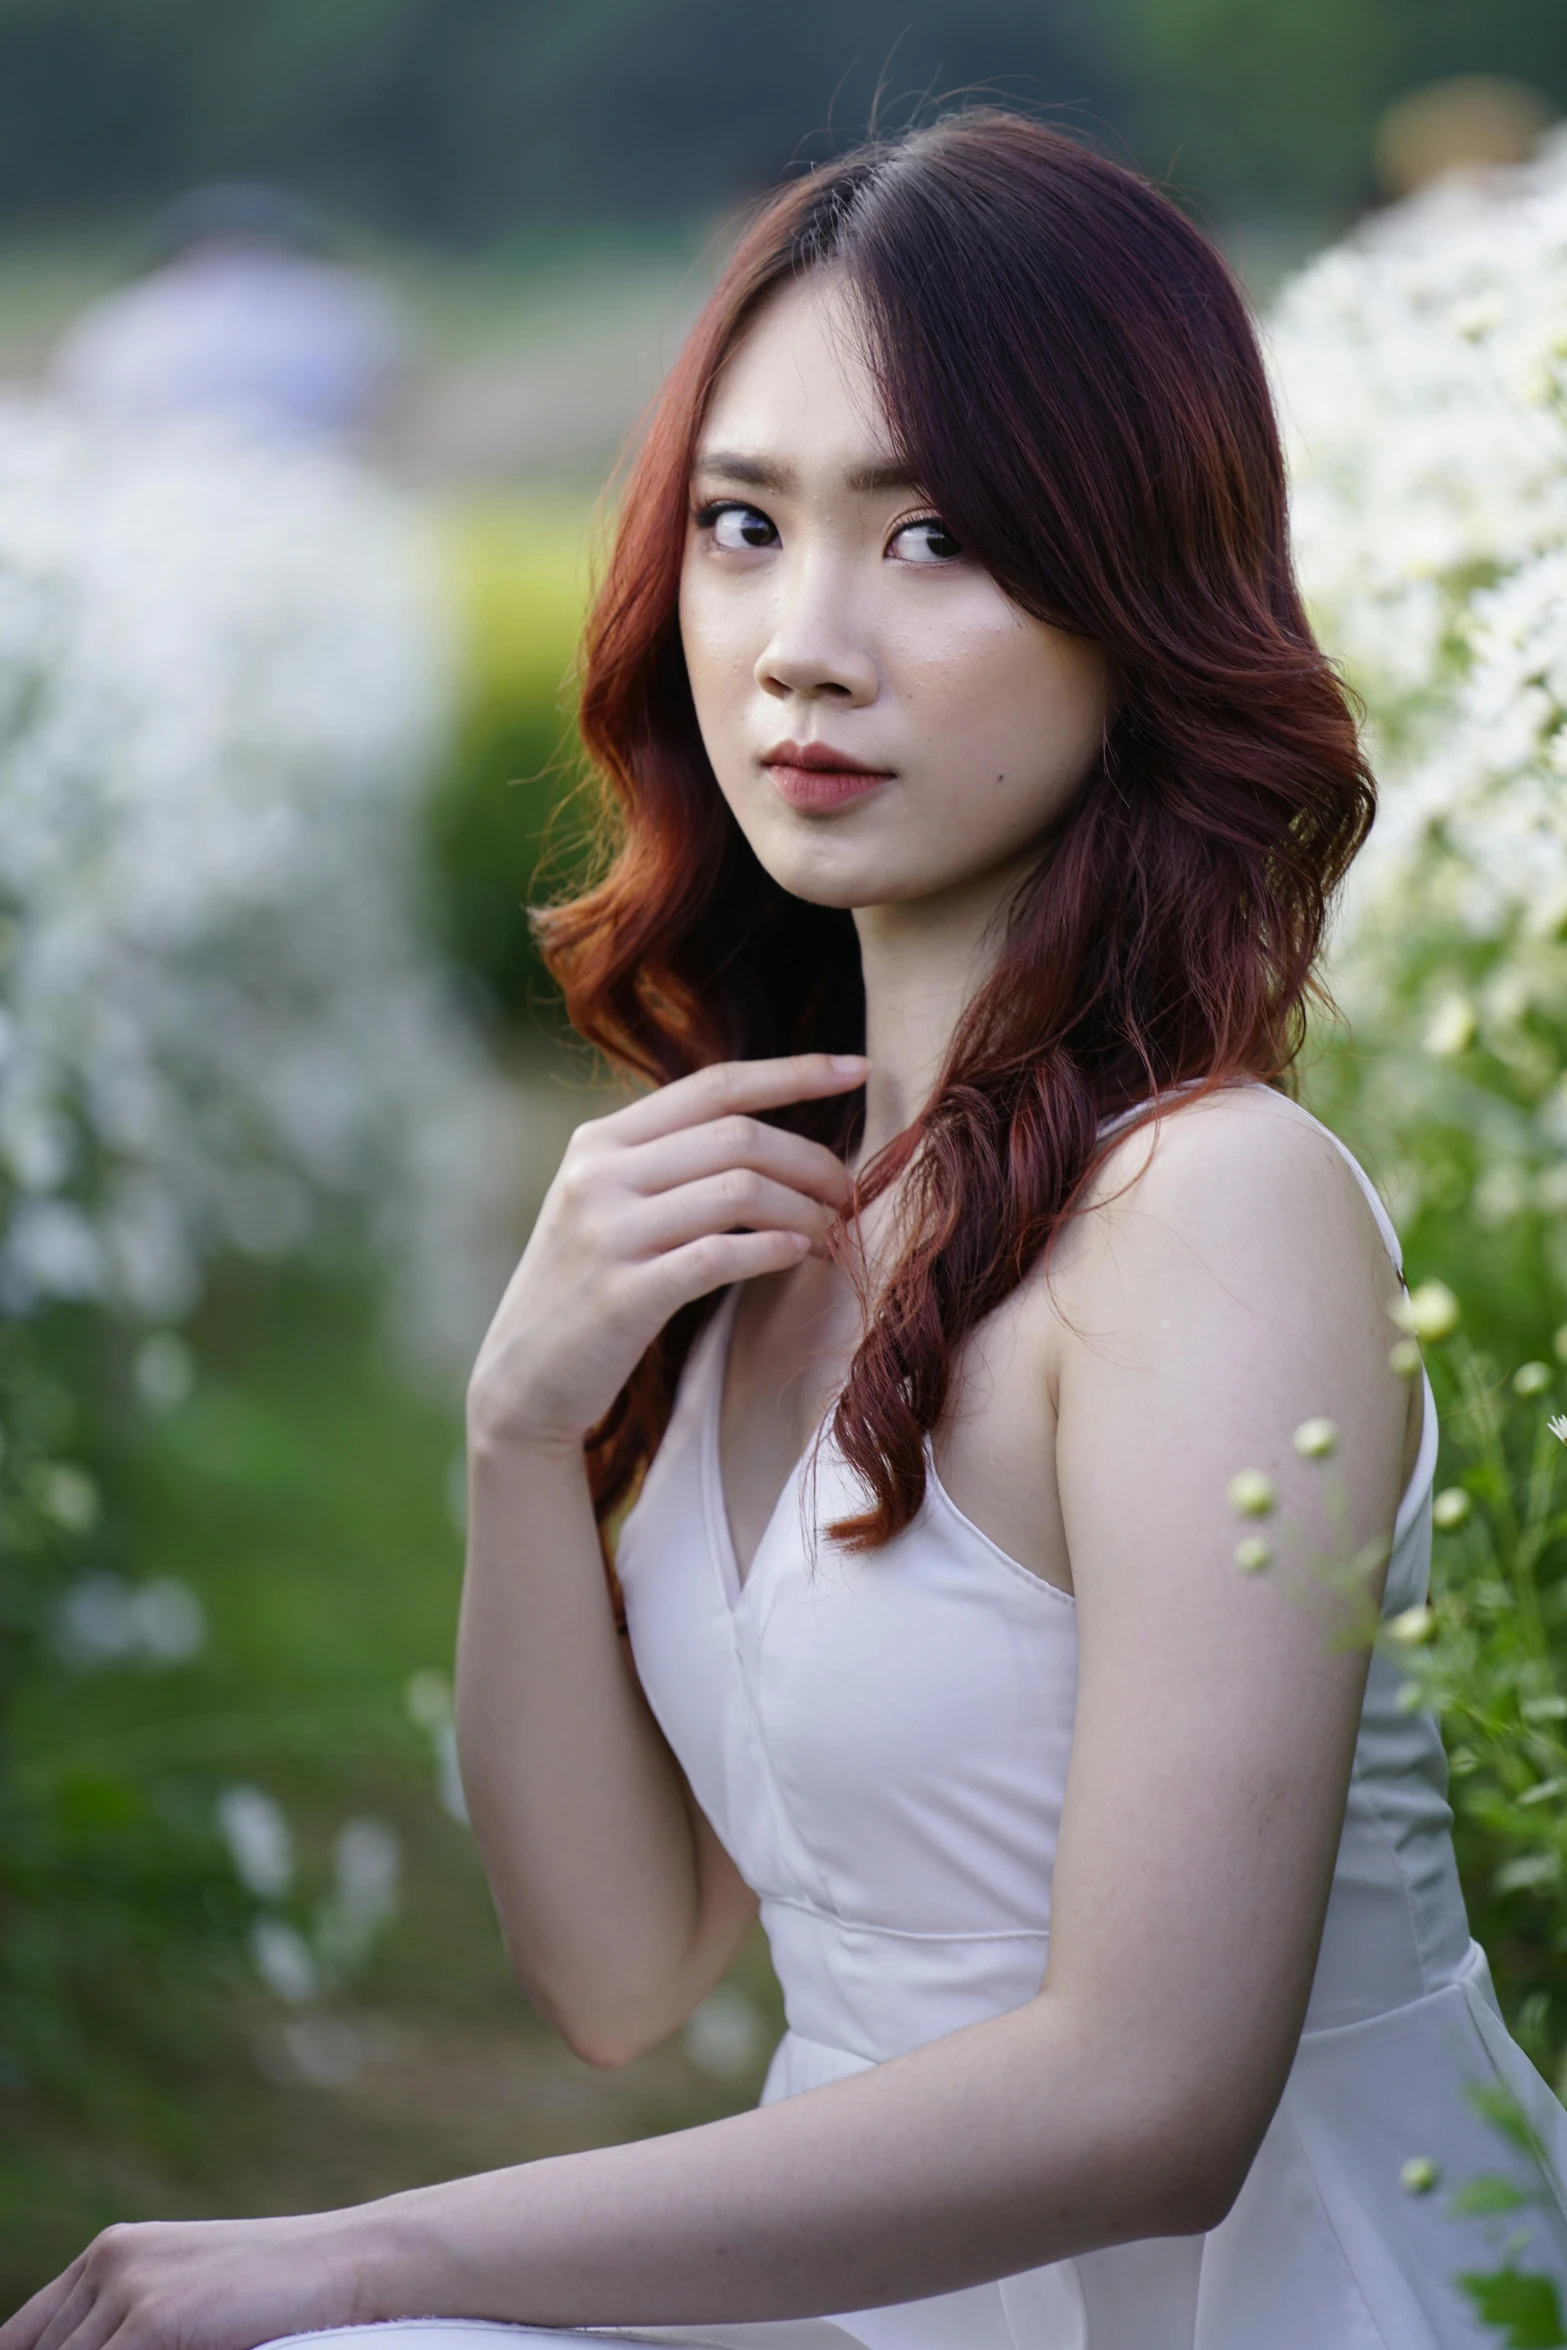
[{"xmin": 678, "ymin": 272, "xmax": 1110, "ymax": 914}]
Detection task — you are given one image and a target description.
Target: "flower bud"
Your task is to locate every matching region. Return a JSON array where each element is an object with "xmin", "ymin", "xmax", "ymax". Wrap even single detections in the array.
[
  {"xmin": 1292, "ymin": 1417, "xmax": 1338, "ymax": 1459},
  {"xmin": 1386, "ymin": 1603, "xmax": 1435, "ymax": 1646},
  {"xmin": 1400, "ymin": 2156, "xmax": 1439, "ymax": 2195},
  {"xmin": 1390, "ymin": 1280, "xmax": 1460, "ymax": 1344},
  {"xmin": 1389, "ymin": 1338, "xmax": 1423, "ymax": 1380},
  {"xmin": 1514, "ymin": 1361, "xmax": 1551, "ymax": 1397},
  {"xmin": 1226, "ymin": 1469, "xmax": 1277, "ymax": 1518},
  {"xmin": 1234, "ymin": 1535, "xmax": 1272, "ymax": 1574},
  {"xmin": 1432, "ymin": 1487, "xmax": 1471, "ymax": 1530}
]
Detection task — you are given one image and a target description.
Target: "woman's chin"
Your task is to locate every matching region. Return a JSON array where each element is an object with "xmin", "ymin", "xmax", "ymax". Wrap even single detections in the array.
[{"xmin": 757, "ymin": 847, "xmax": 928, "ymax": 913}]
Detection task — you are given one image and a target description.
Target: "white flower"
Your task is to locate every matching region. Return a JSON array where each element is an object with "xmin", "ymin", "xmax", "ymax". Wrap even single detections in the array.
[
  {"xmin": 1422, "ymin": 994, "xmax": 1476, "ymax": 1056},
  {"xmin": 37, "ymin": 1462, "xmax": 100, "ymax": 1532},
  {"xmin": 55, "ymin": 1569, "xmax": 205, "ymax": 1667},
  {"xmin": 404, "ymin": 1668, "xmax": 453, "ymax": 1732},
  {"xmin": 133, "ymin": 1330, "xmax": 194, "ymax": 1410},
  {"xmin": 217, "ymin": 1785, "xmax": 294, "ymax": 1900},
  {"xmin": 129, "ymin": 1576, "xmax": 206, "ymax": 1662},
  {"xmin": 1549, "ymin": 1415, "xmax": 1567, "ymax": 1446},
  {"xmin": 249, "ymin": 1917, "xmax": 319, "ymax": 2004},
  {"xmin": 405, "ymin": 1672, "xmax": 469, "ymax": 1823},
  {"xmin": 316, "ymin": 1816, "xmax": 402, "ymax": 1975},
  {"xmin": 431, "ymin": 1720, "xmax": 470, "ymax": 1825},
  {"xmin": 331, "ymin": 1817, "xmax": 400, "ymax": 1929}
]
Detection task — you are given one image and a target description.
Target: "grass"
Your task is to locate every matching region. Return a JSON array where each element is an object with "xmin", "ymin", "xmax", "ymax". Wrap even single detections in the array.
[{"xmin": 0, "ymin": 1255, "xmax": 780, "ymax": 2310}]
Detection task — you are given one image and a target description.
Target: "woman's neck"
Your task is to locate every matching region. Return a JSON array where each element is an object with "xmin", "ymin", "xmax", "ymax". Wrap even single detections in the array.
[{"xmin": 851, "ymin": 851, "xmax": 1032, "ymax": 1168}]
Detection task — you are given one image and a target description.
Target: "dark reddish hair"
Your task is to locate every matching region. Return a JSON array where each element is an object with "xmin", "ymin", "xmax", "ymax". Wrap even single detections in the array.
[{"xmin": 538, "ymin": 110, "xmax": 1374, "ymax": 1551}]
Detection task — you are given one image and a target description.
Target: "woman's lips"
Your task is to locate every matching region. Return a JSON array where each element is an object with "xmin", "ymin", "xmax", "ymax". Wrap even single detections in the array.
[{"xmin": 763, "ymin": 747, "xmax": 895, "ymax": 813}]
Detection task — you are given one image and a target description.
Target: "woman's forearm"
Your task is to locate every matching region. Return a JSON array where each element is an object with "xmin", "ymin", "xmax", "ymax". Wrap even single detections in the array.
[
  {"xmin": 351, "ymin": 1993, "xmax": 1233, "ymax": 2329},
  {"xmin": 449, "ymin": 1062, "xmax": 858, "ymax": 2062},
  {"xmin": 455, "ymin": 1430, "xmax": 752, "ymax": 2062}
]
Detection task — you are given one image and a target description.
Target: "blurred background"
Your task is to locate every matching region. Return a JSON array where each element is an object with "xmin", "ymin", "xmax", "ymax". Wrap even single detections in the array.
[{"xmin": 6, "ymin": 0, "xmax": 1567, "ymax": 2310}]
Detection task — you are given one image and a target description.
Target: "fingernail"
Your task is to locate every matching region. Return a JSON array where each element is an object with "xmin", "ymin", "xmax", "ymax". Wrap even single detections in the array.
[{"xmin": 830, "ymin": 1054, "xmax": 868, "ymax": 1074}]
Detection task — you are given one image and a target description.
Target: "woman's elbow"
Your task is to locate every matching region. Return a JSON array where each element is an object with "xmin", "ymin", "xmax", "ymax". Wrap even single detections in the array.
[
  {"xmin": 1158, "ymin": 2152, "xmax": 1251, "ymax": 2238},
  {"xmin": 500, "ymin": 1938, "xmax": 675, "ymax": 2071},
  {"xmin": 526, "ymin": 1979, "xmax": 664, "ymax": 2070},
  {"xmin": 1124, "ymin": 2079, "xmax": 1275, "ymax": 2239},
  {"xmin": 556, "ymin": 2014, "xmax": 664, "ymax": 2070}
]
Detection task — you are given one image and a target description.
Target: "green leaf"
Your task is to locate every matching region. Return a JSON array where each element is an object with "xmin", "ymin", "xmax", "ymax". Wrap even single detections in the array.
[
  {"xmin": 1450, "ymin": 2173, "xmax": 1532, "ymax": 2216},
  {"xmin": 1496, "ymin": 1853, "xmax": 1562, "ymax": 1894},
  {"xmin": 1459, "ymin": 2268, "xmax": 1567, "ymax": 2348},
  {"xmin": 1469, "ymin": 2083, "xmax": 1551, "ymax": 2161}
]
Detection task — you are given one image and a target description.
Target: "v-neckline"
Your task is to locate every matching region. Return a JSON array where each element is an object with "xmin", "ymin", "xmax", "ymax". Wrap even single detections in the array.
[{"xmin": 706, "ymin": 1283, "xmax": 836, "ymax": 1605}]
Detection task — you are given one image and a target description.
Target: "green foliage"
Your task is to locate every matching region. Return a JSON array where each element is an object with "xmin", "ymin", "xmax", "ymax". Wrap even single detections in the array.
[
  {"xmin": 1460, "ymin": 2267, "xmax": 1567, "ymax": 2348},
  {"xmin": 1120, "ymin": 0, "xmax": 1567, "ymax": 214},
  {"xmin": 1351, "ymin": 1309, "xmax": 1567, "ymax": 2072},
  {"xmin": 0, "ymin": 1309, "xmax": 223, "ymax": 2109},
  {"xmin": 425, "ymin": 498, "xmax": 592, "ymax": 1037},
  {"xmin": 2, "ymin": 0, "xmax": 1565, "ymax": 239},
  {"xmin": 0, "ymin": 1265, "xmax": 468, "ymax": 2274}
]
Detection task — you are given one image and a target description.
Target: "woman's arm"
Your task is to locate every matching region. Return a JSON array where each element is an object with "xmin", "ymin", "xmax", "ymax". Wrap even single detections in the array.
[
  {"xmin": 2, "ymin": 1093, "xmax": 1411, "ymax": 2347},
  {"xmin": 456, "ymin": 1432, "xmax": 755, "ymax": 2065},
  {"xmin": 456, "ymin": 1054, "xmax": 863, "ymax": 2062}
]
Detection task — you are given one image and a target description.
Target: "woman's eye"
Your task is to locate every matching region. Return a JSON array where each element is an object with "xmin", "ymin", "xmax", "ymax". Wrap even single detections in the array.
[
  {"xmin": 701, "ymin": 502, "xmax": 779, "ymax": 552},
  {"xmin": 888, "ymin": 516, "xmax": 963, "ymax": 565}
]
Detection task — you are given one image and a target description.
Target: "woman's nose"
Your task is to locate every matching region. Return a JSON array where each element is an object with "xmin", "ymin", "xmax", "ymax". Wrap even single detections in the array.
[{"xmin": 755, "ymin": 557, "xmax": 877, "ymax": 705}]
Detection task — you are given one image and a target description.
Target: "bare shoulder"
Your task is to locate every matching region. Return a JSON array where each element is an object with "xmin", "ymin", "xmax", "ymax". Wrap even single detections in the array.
[
  {"xmin": 1035, "ymin": 1085, "xmax": 1404, "ymax": 1362},
  {"xmin": 1094, "ymin": 1084, "xmax": 1381, "ymax": 1236}
]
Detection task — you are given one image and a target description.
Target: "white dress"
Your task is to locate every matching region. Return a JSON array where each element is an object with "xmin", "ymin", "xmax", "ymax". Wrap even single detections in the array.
[{"xmin": 272, "ymin": 1105, "xmax": 1567, "ymax": 2350}]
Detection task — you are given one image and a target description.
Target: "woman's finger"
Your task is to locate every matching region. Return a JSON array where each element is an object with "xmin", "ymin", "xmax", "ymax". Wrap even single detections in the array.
[
  {"xmin": 646, "ymin": 1224, "xmax": 813, "ymax": 1313},
  {"xmin": 625, "ymin": 1169, "xmax": 840, "ymax": 1256},
  {"xmin": 32, "ymin": 2284, "xmax": 94, "ymax": 2350},
  {"xmin": 0, "ymin": 2264, "xmax": 85, "ymax": 2350},
  {"xmin": 605, "ymin": 1053, "xmax": 866, "ymax": 1147},
  {"xmin": 33, "ymin": 2294, "xmax": 120, "ymax": 2350},
  {"xmin": 627, "ymin": 1115, "xmax": 854, "ymax": 1209}
]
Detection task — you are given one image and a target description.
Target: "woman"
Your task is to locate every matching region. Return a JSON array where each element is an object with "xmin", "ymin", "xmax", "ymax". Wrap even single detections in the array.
[{"xmin": 9, "ymin": 110, "xmax": 1567, "ymax": 2350}]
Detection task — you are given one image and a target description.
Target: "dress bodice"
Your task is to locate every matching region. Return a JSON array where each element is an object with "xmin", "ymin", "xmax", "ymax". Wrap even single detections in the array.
[{"xmin": 613, "ymin": 1101, "xmax": 1567, "ymax": 2348}]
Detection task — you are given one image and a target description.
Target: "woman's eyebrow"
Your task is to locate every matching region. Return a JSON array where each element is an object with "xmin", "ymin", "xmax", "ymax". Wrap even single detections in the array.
[
  {"xmin": 694, "ymin": 450, "xmax": 791, "ymax": 491},
  {"xmin": 844, "ymin": 461, "xmax": 920, "ymax": 495},
  {"xmin": 692, "ymin": 450, "xmax": 920, "ymax": 497}
]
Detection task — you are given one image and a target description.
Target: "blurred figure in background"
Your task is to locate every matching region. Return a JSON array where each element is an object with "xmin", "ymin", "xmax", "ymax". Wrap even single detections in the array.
[
  {"xmin": 1373, "ymin": 72, "xmax": 1556, "ymax": 199},
  {"xmin": 48, "ymin": 182, "xmax": 407, "ymax": 443}
]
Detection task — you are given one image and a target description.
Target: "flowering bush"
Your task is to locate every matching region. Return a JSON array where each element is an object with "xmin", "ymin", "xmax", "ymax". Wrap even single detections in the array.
[
  {"xmin": 0, "ymin": 402, "xmax": 548, "ymax": 1344},
  {"xmin": 1269, "ymin": 163, "xmax": 1567, "ymax": 2332},
  {"xmin": 1269, "ymin": 134, "xmax": 1567, "ymax": 1334},
  {"xmin": 0, "ymin": 401, "xmax": 532, "ymax": 2097}
]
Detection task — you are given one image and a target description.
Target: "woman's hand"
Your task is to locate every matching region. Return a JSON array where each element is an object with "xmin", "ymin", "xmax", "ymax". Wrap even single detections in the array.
[
  {"xmin": 0, "ymin": 2209, "xmax": 373, "ymax": 2350},
  {"xmin": 467, "ymin": 1051, "xmax": 865, "ymax": 1453}
]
